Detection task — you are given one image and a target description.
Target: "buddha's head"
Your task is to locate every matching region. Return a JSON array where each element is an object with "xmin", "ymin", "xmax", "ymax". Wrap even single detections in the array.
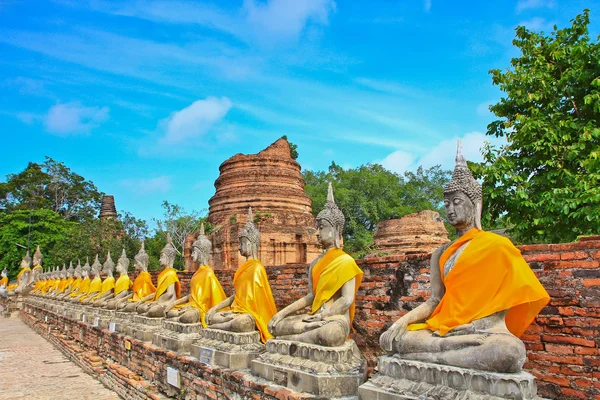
[
  {"xmin": 117, "ymin": 249, "xmax": 130, "ymax": 275},
  {"xmin": 59, "ymin": 264, "xmax": 67, "ymax": 279},
  {"xmin": 1, "ymin": 267, "xmax": 7, "ymax": 278},
  {"xmin": 74, "ymin": 260, "xmax": 82, "ymax": 279},
  {"xmin": 192, "ymin": 223, "xmax": 212, "ymax": 266},
  {"xmin": 103, "ymin": 251, "xmax": 115, "ymax": 276},
  {"xmin": 33, "ymin": 245, "xmax": 43, "ymax": 267},
  {"xmin": 316, "ymin": 182, "xmax": 345, "ymax": 250},
  {"xmin": 91, "ymin": 255, "xmax": 102, "ymax": 278},
  {"xmin": 82, "ymin": 259, "xmax": 91, "ymax": 278},
  {"xmin": 134, "ymin": 241, "xmax": 149, "ymax": 272},
  {"xmin": 443, "ymin": 140, "xmax": 483, "ymax": 231},
  {"xmin": 66, "ymin": 262, "xmax": 74, "ymax": 278},
  {"xmin": 238, "ymin": 207, "xmax": 260, "ymax": 260},
  {"xmin": 159, "ymin": 233, "xmax": 177, "ymax": 269},
  {"xmin": 21, "ymin": 251, "xmax": 32, "ymax": 270}
]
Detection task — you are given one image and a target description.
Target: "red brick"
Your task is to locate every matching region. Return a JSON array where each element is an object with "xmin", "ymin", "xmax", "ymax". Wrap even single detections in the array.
[
  {"xmin": 545, "ymin": 344, "xmax": 574, "ymax": 354},
  {"xmin": 560, "ymin": 388, "xmax": 588, "ymax": 399},
  {"xmin": 560, "ymin": 251, "xmax": 589, "ymax": 260},
  {"xmin": 582, "ymin": 278, "xmax": 600, "ymax": 287},
  {"xmin": 541, "ymin": 334, "xmax": 597, "ymax": 347},
  {"xmin": 527, "ymin": 353, "xmax": 584, "ymax": 365},
  {"xmin": 544, "ymin": 375, "xmax": 571, "ymax": 387}
]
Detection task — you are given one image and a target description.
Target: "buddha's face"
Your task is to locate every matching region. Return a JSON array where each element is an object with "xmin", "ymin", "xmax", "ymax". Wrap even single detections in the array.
[
  {"xmin": 239, "ymin": 237, "xmax": 254, "ymax": 258},
  {"xmin": 160, "ymin": 250, "xmax": 175, "ymax": 268},
  {"xmin": 444, "ymin": 191, "xmax": 476, "ymax": 230},
  {"xmin": 116, "ymin": 260, "xmax": 127, "ymax": 275},
  {"xmin": 316, "ymin": 219, "xmax": 336, "ymax": 249}
]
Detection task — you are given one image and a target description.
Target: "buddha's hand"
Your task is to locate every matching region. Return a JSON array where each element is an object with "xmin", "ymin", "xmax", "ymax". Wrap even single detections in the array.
[
  {"xmin": 205, "ymin": 308, "xmax": 217, "ymax": 324},
  {"xmin": 268, "ymin": 313, "xmax": 284, "ymax": 333},
  {"xmin": 380, "ymin": 318, "xmax": 409, "ymax": 352},
  {"xmin": 301, "ymin": 314, "xmax": 327, "ymax": 331}
]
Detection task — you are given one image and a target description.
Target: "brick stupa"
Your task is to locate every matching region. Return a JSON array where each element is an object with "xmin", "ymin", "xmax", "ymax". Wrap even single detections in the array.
[
  {"xmin": 186, "ymin": 138, "xmax": 320, "ymax": 270},
  {"xmin": 372, "ymin": 210, "xmax": 449, "ymax": 255},
  {"xmin": 99, "ymin": 195, "xmax": 117, "ymax": 219}
]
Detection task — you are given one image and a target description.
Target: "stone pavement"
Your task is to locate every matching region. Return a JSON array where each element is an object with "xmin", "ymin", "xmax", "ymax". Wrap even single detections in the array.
[{"xmin": 0, "ymin": 315, "xmax": 121, "ymax": 400}]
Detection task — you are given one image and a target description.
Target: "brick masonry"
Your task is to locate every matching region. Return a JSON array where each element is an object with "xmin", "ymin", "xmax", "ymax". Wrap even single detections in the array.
[{"xmin": 21, "ymin": 235, "xmax": 600, "ymax": 399}]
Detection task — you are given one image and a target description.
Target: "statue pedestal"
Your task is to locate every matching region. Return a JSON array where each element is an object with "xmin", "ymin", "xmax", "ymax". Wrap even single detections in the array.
[
  {"xmin": 358, "ymin": 356, "xmax": 540, "ymax": 400},
  {"xmin": 93, "ymin": 308, "xmax": 115, "ymax": 329},
  {"xmin": 131, "ymin": 315, "xmax": 164, "ymax": 342},
  {"xmin": 112, "ymin": 311, "xmax": 135, "ymax": 334},
  {"xmin": 152, "ymin": 320, "xmax": 203, "ymax": 353},
  {"xmin": 191, "ymin": 329, "xmax": 264, "ymax": 369},
  {"xmin": 251, "ymin": 339, "xmax": 366, "ymax": 398}
]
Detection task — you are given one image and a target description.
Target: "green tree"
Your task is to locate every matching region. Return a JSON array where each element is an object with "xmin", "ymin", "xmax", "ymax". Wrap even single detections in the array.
[
  {"xmin": 281, "ymin": 135, "xmax": 299, "ymax": 160},
  {"xmin": 0, "ymin": 157, "xmax": 102, "ymax": 222},
  {"xmin": 472, "ymin": 10, "xmax": 600, "ymax": 243},
  {"xmin": 304, "ymin": 163, "xmax": 451, "ymax": 257}
]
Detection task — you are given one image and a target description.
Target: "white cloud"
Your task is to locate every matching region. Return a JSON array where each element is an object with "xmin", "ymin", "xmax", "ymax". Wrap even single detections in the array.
[
  {"xmin": 476, "ymin": 100, "xmax": 496, "ymax": 117},
  {"xmin": 119, "ymin": 176, "xmax": 171, "ymax": 194},
  {"xmin": 380, "ymin": 150, "xmax": 416, "ymax": 174},
  {"xmin": 44, "ymin": 102, "xmax": 109, "ymax": 135},
  {"xmin": 159, "ymin": 97, "xmax": 232, "ymax": 145},
  {"xmin": 379, "ymin": 132, "xmax": 505, "ymax": 174},
  {"xmin": 243, "ymin": 0, "xmax": 336, "ymax": 43},
  {"xmin": 516, "ymin": 0, "xmax": 555, "ymax": 13},
  {"xmin": 424, "ymin": 0, "xmax": 432, "ymax": 12},
  {"xmin": 16, "ymin": 112, "xmax": 41, "ymax": 125},
  {"xmin": 518, "ymin": 17, "xmax": 554, "ymax": 32}
]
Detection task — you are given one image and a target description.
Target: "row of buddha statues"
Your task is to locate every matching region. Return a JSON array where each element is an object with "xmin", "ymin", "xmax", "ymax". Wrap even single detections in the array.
[{"xmin": 8, "ymin": 142, "xmax": 551, "ymax": 399}]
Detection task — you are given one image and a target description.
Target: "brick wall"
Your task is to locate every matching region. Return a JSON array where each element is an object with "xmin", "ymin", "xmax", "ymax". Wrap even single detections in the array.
[{"xmin": 68, "ymin": 236, "xmax": 600, "ymax": 399}]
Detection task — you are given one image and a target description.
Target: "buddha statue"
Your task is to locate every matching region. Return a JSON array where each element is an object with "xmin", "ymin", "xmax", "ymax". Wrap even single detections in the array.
[
  {"xmin": 167, "ymin": 223, "xmax": 227, "ymax": 325},
  {"xmin": 379, "ymin": 141, "xmax": 550, "ymax": 373},
  {"xmin": 268, "ymin": 183, "xmax": 363, "ymax": 347},
  {"xmin": 90, "ymin": 252, "xmax": 117, "ymax": 306},
  {"xmin": 79, "ymin": 256, "xmax": 103, "ymax": 303},
  {"xmin": 65, "ymin": 261, "xmax": 83, "ymax": 299},
  {"xmin": 45, "ymin": 267, "xmax": 61, "ymax": 296},
  {"xmin": 28, "ymin": 245, "xmax": 44, "ymax": 293},
  {"xmin": 8, "ymin": 251, "xmax": 32, "ymax": 295},
  {"xmin": 71, "ymin": 259, "xmax": 92, "ymax": 301},
  {"xmin": 0, "ymin": 267, "xmax": 8, "ymax": 288},
  {"xmin": 137, "ymin": 234, "xmax": 181, "ymax": 317},
  {"xmin": 59, "ymin": 262, "xmax": 76, "ymax": 298},
  {"xmin": 102, "ymin": 250, "xmax": 133, "ymax": 309},
  {"xmin": 119, "ymin": 241, "xmax": 156, "ymax": 312},
  {"xmin": 49, "ymin": 265, "xmax": 68, "ymax": 297},
  {"xmin": 205, "ymin": 207, "xmax": 277, "ymax": 343}
]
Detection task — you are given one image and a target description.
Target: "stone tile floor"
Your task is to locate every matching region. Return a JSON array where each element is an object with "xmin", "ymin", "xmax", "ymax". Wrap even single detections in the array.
[{"xmin": 0, "ymin": 315, "xmax": 121, "ymax": 400}]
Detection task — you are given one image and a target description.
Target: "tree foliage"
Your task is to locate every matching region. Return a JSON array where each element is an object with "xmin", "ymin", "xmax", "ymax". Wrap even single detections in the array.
[
  {"xmin": 304, "ymin": 163, "xmax": 451, "ymax": 257},
  {"xmin": 0, "ymin": 157, "xmax": 102, "ymax": 222},
  {"xmin": 281, "ymin": 135, "xmax": 299, "ymax": 160},
  {"xmin": 472, "ymin": 10, "xmax": 600, "ymax": 243}
]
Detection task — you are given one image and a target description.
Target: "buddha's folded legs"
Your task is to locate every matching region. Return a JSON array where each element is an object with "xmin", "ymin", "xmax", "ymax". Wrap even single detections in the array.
[
  {"xmin": 137, "ymin": 303, "xmax": 151, "ymax": 314},
  {"xmin": 178, "ymin": 308, "xmax": 200, "ymax": 324},
  {"xmin": 275, "ymin": 315, "xmax": 349, "ymax": 347},
  {"xmin": 146, "ymin": 303, "xmax": 167, "ymax": 318},
  {"xmin": 210, "ymin": 311, "xmax": 255, "ymax": 332},
  {"xmin": 394, "ymin": 330, "xmax": 526, "ymax": 373}
]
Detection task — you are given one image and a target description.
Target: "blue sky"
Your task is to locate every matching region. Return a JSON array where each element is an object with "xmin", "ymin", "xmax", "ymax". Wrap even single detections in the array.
[{"xmin": 1, "ymin": 0, "xmax": 598, "ymax": 224}]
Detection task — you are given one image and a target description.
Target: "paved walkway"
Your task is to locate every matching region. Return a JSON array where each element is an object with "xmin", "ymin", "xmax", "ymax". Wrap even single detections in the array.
[{"xmin": 0, "ymin": 315, "xmax": 121, "ymax": 400}]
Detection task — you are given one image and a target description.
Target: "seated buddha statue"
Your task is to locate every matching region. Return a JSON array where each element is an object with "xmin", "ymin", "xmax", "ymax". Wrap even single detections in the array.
[
  {"xmin": 71, "ymin": 260, "xmax": 92, "ymax": 301},
  {"xmin": 90, "ymin": 252, "xmax": 117, "ymax": 306},
  {"xmin": 1, "ymin": 267, "xmax": 9, "ymax": 289},
  {"xmin": 49, "ymin": 265, "xmax": 68, "ymax": 298},
  {"xmin": 25, "ymin": 246, "xmax": 44, "ymax": 296},
  {"xmin": 137, "ymin": 234, "xmax": 181, "ymax": 318},
  {"xmin": 8, "ymin": 251, "xmax": 32, "ymax": 295},
  {"xmin": 205, "ymin": 207, "xmax": 277, "ymax": 343},
  {"xmin": 119, "ymin": 242, "xmax": 157, "ymax": 313},
  {"xmin": 58, "ymin": 262, "xmax": 80, "ymax": 299},
  {"xmin": 167, "ymin": 223, "xmax": 227, "ymax": 325},
  {"xmin": 379, "ymin": 141, "xmax": 550, "ymax": 373},
  {"xmin": 79, "ymin": 256, "xmax": 103, "ymax": 304},
  {"xmin": 45, "ymin": 267, "xmax": 61, "ymax": 296},
  {"xmin": 103, "ymin": 250, "xmax": 133, "ymax": 309},
  {"xmin": 269, "ymin": 183, "xmax": 363, "ymax": 347}
]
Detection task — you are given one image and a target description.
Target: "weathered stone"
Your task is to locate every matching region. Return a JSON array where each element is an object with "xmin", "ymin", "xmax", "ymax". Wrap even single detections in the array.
[
  {"xmin": 99, "ymin": 194, "xmax": 117, "ymax": 219},
  {"xmin": 152, "ymin": 320, "xmax": 203, "ymax": 353},
  {"xmin": 130, "ymin": 315, "xmax": 164, "ymax": 342},
  {"xmin": 252, "ymin": 339, "xmax": 366, "ymax": 397},
  {"xmin": 191, "ymin": 328, "xmax": 264, "ymax": 369},
  {"xmin": 358, "ymin": 356, "xmax": 541, "ymax": 400},
  {"xmin": 372, "ymin": 210, "xmax": 449, "ymax": 256},
  {"xmin": 189, "ymin": 138, "xmax": 321, "ymax": 270}
]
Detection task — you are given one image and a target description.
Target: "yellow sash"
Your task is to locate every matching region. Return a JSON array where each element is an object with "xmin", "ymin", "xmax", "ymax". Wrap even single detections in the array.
[
  {"xmin": 69, "ymin": 278, "xmax": 82, "ymax": 295},
  {"xmin": 0, "ymin": 276, "xmax": 7, "ymax": 288},
  {"xmin": 232, "ymin": 259, "xmax": 277, "ymax": 343},
  {"xmin": 90, "ymin": 276, "xmax": 115, "ymax": 301},
  {"xmin": 17, "ymin": 268, "xmax": 30, "ymax": 284},
  {"xmin": 79, "ymin": 277, "xmax": 102, "ymax": 301},
  {"xmin": 154, "ymin": 268, "xmax": 180, "ymax": 300},
  {"xmin": 175, "ymin": 265, "xmax": 227, "ymax": 327},
  {"xmin": 407, "ymin": 228, "xmax": 550, "ymax": 337},
  {"xmin": 8, "ymin": 283, "xmax": 18, "ymax": 290},
  {"xmin": 310, "ymin": 248, "xmax": 363, "ymax": 328},
  {"xmin": 131, "ymin": 271, "xmax": 156, "ymax": 301},
  {"xmin": 114, "ymin": 275, "xmax": 133, "ymax": 295},
  {"xmin": 59, "ymin": 278, "xmax": 74, "ymax": 293},
  {"xmin": 72, "ymin": 277, "xmax": 90, "ymax": 297}
]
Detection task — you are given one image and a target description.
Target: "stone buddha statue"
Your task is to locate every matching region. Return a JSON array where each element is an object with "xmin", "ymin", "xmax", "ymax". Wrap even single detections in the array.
[
  {"xmin": 379, "ymin": 141, "xmax": 550, "ymax": 373},
  {"xmin": 101, "ymin": 250, "xmax": 133, "ymax": 309},
  {"xmin": 58, "ymin": 262, "xmax": 78, "ymax": 299},
  {"xmin": 205, "ymin": 207, "xmax": 277, "ymax": 343},
  {"xmin": 268, "ymin": 183, "xmax": 363, "ymax": 347},
  {"xmin": 90, "ymin": 252, "xmax": 117, "ymax": 306},
  {"xmin": 49, "ymin": 265, "xmax": 68, "ymax": 297},
  {"xmin": 119, "ymin": 241, "xmax": 156, "ymax": 313},
  {"xmin": 28, "ymin": 245, "xmax": 44, "ymax": 294},
  {"xmin": 71, "ymin": 259, "xmax": 92, "ymax": 301},
  {"xmin": 45, "ymin": 267, "xmax": 60, "ymax": 296},
  {"xmin": 167, "ymin": 223, "xmax": 227, "ymax": 325},
  {"xmin": 0, "ymin": 267, "xmax": 8, "ymax": 288},
  {"xmin": 8, "ymin": 251, "xmax": 32, "ymax": 295},
  {"xmin": 137, "ymin": 234, "xmax": 181, "ymax": 318},
  {"xmin": 79, "ymin": 256, "xmax": 103, "ymax": 304}
]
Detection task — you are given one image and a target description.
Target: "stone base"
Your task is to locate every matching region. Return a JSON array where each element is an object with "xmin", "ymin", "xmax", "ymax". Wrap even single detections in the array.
[
  {"xmin": 131, "ymin": 315, "xmax": 164, "ymax": 342},
  {"xmin": 152, "ymin": 320, "xmax": 203, "ymax": 353},
  {"xmin": 251, "ymin": 339, "xmax": 365, "ymax": 398},
  {"xmin": 191, "ymin": 328, "xmax": 264, "ymax": 369},
  {"xmin": 358, "ymin": 356, "xmax": 540, "ymax": 400}
]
